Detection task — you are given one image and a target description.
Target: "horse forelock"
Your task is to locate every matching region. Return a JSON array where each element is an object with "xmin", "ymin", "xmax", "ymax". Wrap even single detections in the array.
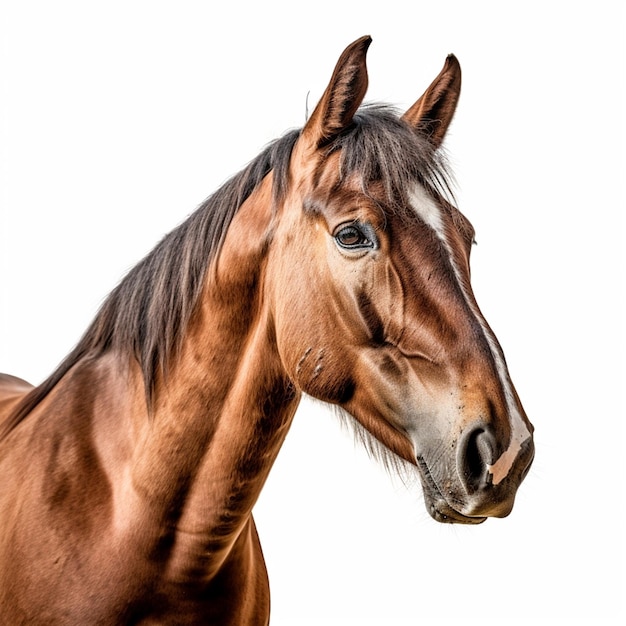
[{"xmin": 331, "ymin": 104, "xmax": 455, "ymax": 211}]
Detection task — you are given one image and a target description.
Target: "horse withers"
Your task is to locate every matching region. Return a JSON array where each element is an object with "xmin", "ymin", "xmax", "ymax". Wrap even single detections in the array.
[{"xmin": 0, "ymin": 36, "xmax": 534, "ymax": 624}]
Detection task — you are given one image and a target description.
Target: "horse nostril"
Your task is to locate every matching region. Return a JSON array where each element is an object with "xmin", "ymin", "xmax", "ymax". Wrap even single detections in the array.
[{"xmin": 459, "ymin": 425, "xmax": 496, "ymax": 494}]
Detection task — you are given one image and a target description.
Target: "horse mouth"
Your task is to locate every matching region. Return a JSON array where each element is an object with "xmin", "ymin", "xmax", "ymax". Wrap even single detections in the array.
[{"xmin": 416, "ymin": 456, "xmax": 487, "ymax": 525}]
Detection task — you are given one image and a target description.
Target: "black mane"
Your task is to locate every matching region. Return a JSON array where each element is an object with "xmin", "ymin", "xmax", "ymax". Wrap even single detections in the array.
[{"xmin": 6, "ymin": 105, "xmax": 453, "ymax": 431}]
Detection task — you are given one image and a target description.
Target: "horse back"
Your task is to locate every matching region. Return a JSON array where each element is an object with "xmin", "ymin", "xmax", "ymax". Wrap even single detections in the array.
[{"xmin": 0, "ymin": 374, "xmax": 33, "ymax": 427}]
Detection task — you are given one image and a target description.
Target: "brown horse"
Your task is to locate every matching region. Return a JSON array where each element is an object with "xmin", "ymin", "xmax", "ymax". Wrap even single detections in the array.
[{"xmin": 0, "ymin": 36, "xmax": 534, "ymax": 624}]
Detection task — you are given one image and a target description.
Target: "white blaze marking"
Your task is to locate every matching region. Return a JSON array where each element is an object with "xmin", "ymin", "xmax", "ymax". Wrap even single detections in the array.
[{"xmin": 409, "ymin": 186, "xmax": 531, "ymax": 485}]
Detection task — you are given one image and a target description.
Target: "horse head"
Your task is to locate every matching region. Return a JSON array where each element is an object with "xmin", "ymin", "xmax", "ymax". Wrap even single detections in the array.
[{"xmin": 262, "ymin": 36, "xmax": 534, "ymax": 523}]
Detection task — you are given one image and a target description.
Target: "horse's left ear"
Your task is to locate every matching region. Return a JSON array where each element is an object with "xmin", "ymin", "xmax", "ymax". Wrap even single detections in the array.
[
  {"xmin": 301, "ymin": 35, "xmax": 371, "ymax": 149},
  {"xmin": 402, "ymin": 54, "xmax": 461, "ymax": 148}
]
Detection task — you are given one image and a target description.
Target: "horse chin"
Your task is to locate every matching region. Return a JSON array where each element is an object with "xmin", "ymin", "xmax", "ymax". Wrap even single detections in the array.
[
  {"xmin": 425, "ymin": 494, "xmax": 487, "ymax": 525},
  {"xmin": 416, "ymin": 457, "xmax": 487, "ymax": 525}
]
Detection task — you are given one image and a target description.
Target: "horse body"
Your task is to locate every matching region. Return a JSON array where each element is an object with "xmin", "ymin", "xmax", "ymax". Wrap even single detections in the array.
[{"xmin": 0, "ymin": 37, "xmax": 534, "ymax": 624}]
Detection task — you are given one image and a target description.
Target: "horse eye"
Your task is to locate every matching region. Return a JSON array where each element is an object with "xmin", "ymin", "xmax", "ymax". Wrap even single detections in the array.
[{"xmin": 334, "ymin": 224, "xmax": 375, "ymax": 250}]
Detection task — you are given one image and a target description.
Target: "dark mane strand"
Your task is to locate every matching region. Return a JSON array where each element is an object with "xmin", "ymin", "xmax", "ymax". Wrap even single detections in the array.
[
  {"xmin": 5, "ymin": 106, "xmax": 454, "ymax": 434},
  {"xmin": 4, "ymin": 129, "xmax": 301, "ymax": 432}
]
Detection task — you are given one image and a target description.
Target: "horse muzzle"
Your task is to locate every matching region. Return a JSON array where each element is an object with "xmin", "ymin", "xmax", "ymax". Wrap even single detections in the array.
[{"xmin": 416, "ymin": 423, "xmax": 535, "ymax": 524}]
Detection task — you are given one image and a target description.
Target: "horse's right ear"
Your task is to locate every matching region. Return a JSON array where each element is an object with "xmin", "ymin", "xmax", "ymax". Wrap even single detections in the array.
[{"xmin": 300, "ymin": 36, "xmax": 371, "ymax": 150}]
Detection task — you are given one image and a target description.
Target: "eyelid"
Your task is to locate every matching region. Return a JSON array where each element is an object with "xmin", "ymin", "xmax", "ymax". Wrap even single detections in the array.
[{"xmin": 333, "ymin": 221, "xmax": 378, "ymax": 252}]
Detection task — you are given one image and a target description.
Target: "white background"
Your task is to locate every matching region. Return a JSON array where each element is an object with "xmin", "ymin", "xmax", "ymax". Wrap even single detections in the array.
[{"xmin": 1, "ymin": 1, "xmax": 624, "ymax": 624}]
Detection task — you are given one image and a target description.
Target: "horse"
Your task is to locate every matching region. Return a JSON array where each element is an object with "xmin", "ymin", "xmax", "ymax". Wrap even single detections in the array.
[{"xmin": 0, "ymin": 36, "xmax": 534, "ymax": 624}]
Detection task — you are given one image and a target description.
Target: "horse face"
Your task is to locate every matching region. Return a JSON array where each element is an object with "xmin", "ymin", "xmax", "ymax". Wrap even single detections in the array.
[
  {"xmin": 267, "ymin": 37, "xmax": 534, "ymax": 524},
  {"xmin": 270, "ymin": 157, "xmax": 533, "ymax": 523}
]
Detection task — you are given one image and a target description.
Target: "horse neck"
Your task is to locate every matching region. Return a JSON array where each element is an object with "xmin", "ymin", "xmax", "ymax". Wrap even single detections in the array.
[{"xmin": 117, "ymin": 190, "xmax": 298, "ymax": 577}]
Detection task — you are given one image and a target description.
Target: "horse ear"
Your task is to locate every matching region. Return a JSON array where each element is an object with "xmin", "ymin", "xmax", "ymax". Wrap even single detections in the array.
[
  {"xmin": 402, "ymin": 54, "xmax": 461, "ymax": 148},
  {"xmin": 301, "ymin": 35, "xmax": 372, "ymax": 148}
]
